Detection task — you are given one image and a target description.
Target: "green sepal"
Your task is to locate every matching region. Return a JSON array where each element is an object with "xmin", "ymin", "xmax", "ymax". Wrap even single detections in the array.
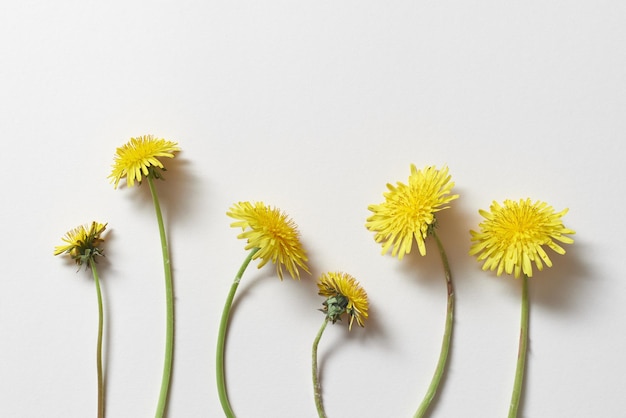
[
  {"xmin": 72, "ymin": 247, "xmax": 104, "ymax": 270},
  {"xmin": 427, "ymin": 218, "xmax": 438, "ymax": 236},
  {"xmin": 148, "ymin": 166, "xmax": 167, "ymax": 182},
  {"xmin": 321, "ymin": 294, "xmax": 349, "ymax": 324}
]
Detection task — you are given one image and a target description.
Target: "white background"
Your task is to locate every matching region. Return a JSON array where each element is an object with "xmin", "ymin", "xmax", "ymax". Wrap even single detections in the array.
[{"xmin": 1, "ymin": 1, "xmax": 624, "ymax": 417}]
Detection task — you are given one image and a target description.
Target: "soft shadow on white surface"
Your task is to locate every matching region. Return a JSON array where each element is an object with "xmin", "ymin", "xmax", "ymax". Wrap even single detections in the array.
[{"xmin": 2, "ymin": 1, "xmax": 625, "ymax": 417}]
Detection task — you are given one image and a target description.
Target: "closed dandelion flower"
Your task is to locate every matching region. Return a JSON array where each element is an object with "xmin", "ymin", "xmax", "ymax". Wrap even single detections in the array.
[
  {"xmin": 54, "ymin": 222, "xmax": 107, "ymax": 267},
  {"xmin": 366, "ymin": 164, "xmax": 458, "ymax": 259},
  {"xmin": 227, "ymin": 201, "xmax": 309, "ymax": 280},
  {"xmin": 470, "ymin": 198, "xmax": 575, "ymax": 278},
  {"xmin": 109, "ymin": 135, "xmax": 180, "ymax": 188},
  {"xmin": 318, "ymin": 272, "xmax": 369, "ymax": 330}
]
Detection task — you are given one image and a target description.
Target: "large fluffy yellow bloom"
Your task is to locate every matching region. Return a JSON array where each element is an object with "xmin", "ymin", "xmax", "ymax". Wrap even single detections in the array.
[
  {"xmin": 109, "ymin": 135, "xmax": 180, "ymax": 188},
  {"xmin": 366, "ymin": 164, "xmax": 458, "ymax": 259},
  {"xmin": 227, "ymin": 201, "xmax": 309, "ymax": 280},
  {"xmin": 470, "ymin": 198, "xmax": 575, "ymax": 278},
  {"xmin": 318, "ymin": 272, "xmax": 369, "ymax": 330},
  {"xmin": 54, "ymin": 222, "xmax": 107, "ymax": 266}
]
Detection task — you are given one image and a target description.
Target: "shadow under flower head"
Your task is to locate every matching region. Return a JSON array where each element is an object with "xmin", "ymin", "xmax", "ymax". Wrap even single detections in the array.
[
  {"xmin": 366, "ymin": 164, "xmax": 458, "ymax": 259},
  {"xmin": 54, "ymin": 222, "xmax": 107, "ymax": 267},
  {"xmin": 109, "ymin": 135, "xmax": 180, "ymax": 188},
  {"xmin": 227, "ymin": 201, "xmax": 310, "ymax": 280},
  {"xmin": 470, "ymin": 198, "xmax": 575, "ymax": 278},
  {"xmin": 318, "ymin": 272, "xmax": 369, "ymax": 330}
]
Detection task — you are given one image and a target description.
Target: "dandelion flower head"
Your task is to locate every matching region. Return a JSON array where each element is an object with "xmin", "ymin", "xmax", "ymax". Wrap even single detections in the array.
[
  {"xmin": 228, "ymin": 201, "xmax": 309, "ymax": 280},
  {"xmin": 318, "ymin": 272, "xmax": 369, "ymax": 330},
  {"xmin": 366, "ymin": 164, "xmax": 458, "ymax": 259},
  {"xmin": 54, "ymin": 222, "xmax": 107, "ymax": 267},
  {"xmin": 109, "ymin": 135, "xmax": 180, "ymax": 188},
  {"xmin": 470, "ymin": 198, "xmax": 575, "ymax": 278}
]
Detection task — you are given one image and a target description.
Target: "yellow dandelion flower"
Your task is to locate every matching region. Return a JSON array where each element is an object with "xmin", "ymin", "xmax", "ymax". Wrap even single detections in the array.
[
  {"xmin": 318, "ymin": 272, "xmax": 369, "ymax": 330},
  {"xmin": 311, "ymin": 272, "xmax": 370, "ymax": 416},
  {"xmin": 470, "ymin": 198, "xmax": 575, "ymax": 278},
  {"xmin": 109, "ymin": 135, "xmax": 180, "ymax": 188},
  {"xmin": 227, "ymin": 201, "xmax": 309, "ymax": 280},
  {"xmin": 366, "ymin": 164, "xmax": 458, "ymax": 259},
  {"xmin": 55, "ymin": 221, "xmax": 109, "ymax": 416},
  {"xmin": 108, "ymin": 136, "xmax": 179, "ymax": 416},
  {"xmin": 218, "ymin": 202, "xmax": 310, "ymax": 415},
  {"xmin": 54, "ymin": 222, "xmax": 107, "ymax": 266}
]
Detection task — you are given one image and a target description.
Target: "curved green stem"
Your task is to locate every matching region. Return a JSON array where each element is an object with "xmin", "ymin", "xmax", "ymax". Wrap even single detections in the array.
[
  {"xmin": 312, "ymin": 317, "xmax": 329, "ymax": 418},
  {"xmin": 508, "ymin": 274, "xmax": 529, "ymax": 418},
  {"xmin": 216, "ymin": 248, "xmax": 259, "ymax": 418},
  {"xmin": 91, "ymin": 262, "xmax": 105, "ymax": 418},
  {"xmin": 414, "ymin": 230, "xmax": 455, "ymax": 418},
  {"xmin": 147, "ymin": 175, "xmax": 174, "ymax": 418}
]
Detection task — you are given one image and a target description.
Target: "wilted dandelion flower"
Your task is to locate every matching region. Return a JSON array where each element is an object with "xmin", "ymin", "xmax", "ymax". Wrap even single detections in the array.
[
  {"xmin": 312, "ymin": 272, "xmax": 369, "ymax": 417},
  {"xmin": 54, "ymin": 221, "xmax": 108, "ymax": 417},
  {"xmin": 366, "ymin": 164, "xmax": 458, "ymax": 259},
  {"xmin": 470, "ymin": 198, "xmax": 575, "ymax": 278},
  {"xmin": 109, "ymin": 135, "xmax": 179, "ymax": 188},
  {"xmin": 54, "ymin": 222, "xmax": 107, "ymax": 266},
  {"xmin": 228, "ymin": 201, "xmax": 309, "ymax": 279},
  {"xmin": 318, "ymin": 272, "xmax": 369, "ymax": 330}
]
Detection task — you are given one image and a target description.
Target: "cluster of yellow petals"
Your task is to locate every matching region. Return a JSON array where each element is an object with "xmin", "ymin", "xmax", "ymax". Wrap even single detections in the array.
[
  {"xmin": 470, "ymin": 198, "xmax": 575, "ymax": 278},
  {"xmin": 228, "ymin": 201, "xmax": 310, "ymax": 280},
  {"xmin": 318, "ymin": 272, "xmax": 369, "ymax": 330},
  {"xmin": 366, "ymin": 164, "xmax": 458, "ymax": 259},
  {"xmin": 54, "ymin": 222, "xmax": 107, "ymax": 265},
  {"xmin": 109, "ymin": 135, "xmax": 180, "ymax": 188}
]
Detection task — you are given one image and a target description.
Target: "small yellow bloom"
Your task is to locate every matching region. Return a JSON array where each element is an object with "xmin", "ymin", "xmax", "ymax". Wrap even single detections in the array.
[
  {"xmin": 470, "ymin": 198, "xmax": 575, "ymax": 278},
  {"xmin": 318, "ymin": 272, "xmax": 369, "ymax": 330},
  {"xmin": 366, "ymin": 164, "xmax": 458, "ymax": 259},
  {"xmin": 227, "ymin": 201, "xmax": 309, "ymax": 280},
  {"xmin": 109, "ymin": 135, "xmax": 180, "ymax": 188},
  {"xmin": 54, "ymin": 222, "xmax": 107, "ymax": 266}
]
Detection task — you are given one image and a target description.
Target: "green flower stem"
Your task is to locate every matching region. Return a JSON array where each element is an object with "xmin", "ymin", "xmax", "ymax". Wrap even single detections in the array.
[
  {"xmin": 508, "ymin": 274, "xmax": 529, "ymax": 418},
  {"xmin": 90, "ymin": 262, "xmax": 105, "ymax": 418},
  {"xmin": 147, "ymin": 175, "xmax": 174, "ymax": 418},
  {"xmin": 216, "ymin": 247, "xmax": 260, "ymax": 418},
  {"xmin": 414, "ymin": 230, "xmax": 455, "ymax": 418},
  {"xmin": 312, "ymin": 317, "xmax": 329, "ymax": 418}
]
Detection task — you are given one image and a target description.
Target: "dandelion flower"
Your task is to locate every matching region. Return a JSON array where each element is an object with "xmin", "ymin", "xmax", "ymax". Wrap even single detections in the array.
[
  {"xmin": 228, "ymin": 201, "xmax": 310, "ymax": 280},
  {"xmin": 470, "ymin": 198, "xmax": 575, "ymax": 278},
  {"xmin": 366, "ymin": 164, "xmax": 458, "ymax": 418},
  {"xmin": 54, "ymin": 222, "xmax": 107, "ymax": 266},
  {"xmin": 54, "ymin": 221, "xmax": 108, "ymax": 417},
  {"xmin": 217, "ymin": 202, "xmax": 309, "ymax": 417},
  {"xmin": 109, "ymin": 135, "xmax": 180, "ymax": 417},
  {"xmin": 109, "ymin": 135, "xmax": 180, "ymax": 188},
  {"xmin": 312, "ymin": 272, "xmax": 369, "ymax": 418},
  {"xmin": 366, "ymin": 164, "xmax": 458, "ymax": 259},
  {"xmin": 317, "ymin": 272, "xmax": 369, "ymax": 330},
  {"xmin": 470, "ymin": 198, "xmax": 575, "ymax": 418}
]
